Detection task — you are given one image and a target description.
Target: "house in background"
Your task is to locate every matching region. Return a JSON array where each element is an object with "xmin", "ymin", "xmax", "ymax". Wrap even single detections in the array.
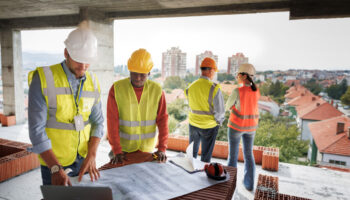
[
  {"xmin": 296, "ymin": 101, "xmax": 343, "ymax": 141},
  {"xmin": 308, "ymin": 115, "xmax": 350, "ymax": 167},
  {"xmin": 286, "ymin": 90, "xmax": 319, "ymax": 118}
]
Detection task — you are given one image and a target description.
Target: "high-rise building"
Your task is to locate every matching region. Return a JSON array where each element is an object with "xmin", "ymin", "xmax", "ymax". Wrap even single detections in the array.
[
  {"xmin": 195, "ymin": 51, "xmax": 218, "ymax": 75},
  {"xmin": 162, "ymin": 47, "xmax": 187, "ymax": 78},
  {"xmin": 227, "ymin": 53, "xmax": 248, "ymax": 75}
]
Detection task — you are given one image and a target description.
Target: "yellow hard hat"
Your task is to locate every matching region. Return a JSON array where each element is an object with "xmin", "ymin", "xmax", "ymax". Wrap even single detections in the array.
[
  {"xmin": 127, "ymin": 49, "xmax": 154, "ymax": 74},
  {"xmin": 200, "ymin": 57, "xmax": 218, "ymax": 72}
]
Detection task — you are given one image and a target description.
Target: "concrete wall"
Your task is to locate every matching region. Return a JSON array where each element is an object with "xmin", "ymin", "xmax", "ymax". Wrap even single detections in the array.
[
  {"xmin": 301, "ymin": 119, "xmax": 317, "ymax": 141},
  {"xmin": 0, "ymin": 29, "xmax": 25, "ymax": 124},
  {"xmin": 90, "ymin": 21, "xmax": 115, "ymax": 126},
  {"xmin": 323, "ymin": 153, "xmax": 350, "ymax": 167}
]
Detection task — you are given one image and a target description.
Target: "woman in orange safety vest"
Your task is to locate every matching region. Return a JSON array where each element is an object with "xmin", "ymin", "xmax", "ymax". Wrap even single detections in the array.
[{"xmin": 226, "ymin": 63, "xmax": 260, "ymax": 191}]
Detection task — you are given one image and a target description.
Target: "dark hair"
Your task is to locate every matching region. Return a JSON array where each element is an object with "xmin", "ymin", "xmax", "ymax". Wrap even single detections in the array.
[
  {"xmin": 240, "ymin": 73, "xmax": 257, "ymax": 91},
  {"xmin": 200, "ymin": 67, "xmax": 211, "ymax": 71}
]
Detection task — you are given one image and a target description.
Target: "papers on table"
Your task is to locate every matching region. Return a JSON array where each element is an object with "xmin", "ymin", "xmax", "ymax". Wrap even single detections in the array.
[{"xmin": 169, "ymin": 142, "xmax": 206, "ymax": 173}]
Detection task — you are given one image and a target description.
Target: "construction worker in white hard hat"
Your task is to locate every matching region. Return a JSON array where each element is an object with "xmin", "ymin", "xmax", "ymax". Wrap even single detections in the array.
[
  {"xmin": 185, "ymin": 57, "xmax": 225, "ymax": 163},
  {"xmin": 107, "ymin": 48, "xmax": 168, "ymax": 164},
  {"xmin": 225, "ymin": 63, "xmax": 260, "ymax": 191},
  {"xmin": 27, "ymin": 21, "xmax": 104, "ymax": 186}
]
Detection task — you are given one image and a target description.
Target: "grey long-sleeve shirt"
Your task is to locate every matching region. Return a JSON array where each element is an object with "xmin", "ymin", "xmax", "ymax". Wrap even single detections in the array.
[{"xmin": 28, "ymin": 61, "xmax": 104, "ymax": 154}]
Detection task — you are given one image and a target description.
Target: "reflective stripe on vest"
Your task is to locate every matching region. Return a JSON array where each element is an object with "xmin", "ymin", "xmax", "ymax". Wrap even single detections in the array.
[
  {"xmin": 42, "ymin": 67, "xmax": 99, "ymax": 130},
  {"xmin": 119, "ymin": 131, "xmax": 157, "ymax": 140},
  {"xmin": 230, "ymin": 109, "xmax": 259, "ymax": 119},
  {"xmin": 119, "ymin": 119, "xmax": 156, "ymax": 127}
]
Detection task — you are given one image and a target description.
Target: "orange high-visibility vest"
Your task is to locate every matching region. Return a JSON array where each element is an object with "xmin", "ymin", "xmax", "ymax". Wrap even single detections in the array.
[{"xmin": 228, "ymin": 86, "xmax": 260, "ymax": 132}]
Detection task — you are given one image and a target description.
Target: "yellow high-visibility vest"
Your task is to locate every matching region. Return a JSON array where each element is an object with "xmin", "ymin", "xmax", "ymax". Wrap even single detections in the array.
[
  {"xmin": 28, "ymin": 63, "xmax": 101, "ymax": 166},
  {"xmin": 114, "ymin": 78, "xmax": 162, "ymax": 152},
  {"xmin": 186, "ymin": 78, "xmax": 220, "ymax": 129}
]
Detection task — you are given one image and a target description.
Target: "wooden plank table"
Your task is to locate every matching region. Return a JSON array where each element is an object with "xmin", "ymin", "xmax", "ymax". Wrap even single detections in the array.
[{"xmin": 99, "ymin": 151, "xmax": 237, "ymax": 200}]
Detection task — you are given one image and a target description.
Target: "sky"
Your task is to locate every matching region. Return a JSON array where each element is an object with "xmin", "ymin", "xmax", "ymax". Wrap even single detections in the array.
[{"xmin": 21, "ymin": 12, "xmax": 350, "ymax": 72}]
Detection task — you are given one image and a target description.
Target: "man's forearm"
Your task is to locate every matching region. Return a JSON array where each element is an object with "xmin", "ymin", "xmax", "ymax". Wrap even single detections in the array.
[
  {"xmin": 40, "ymin": 149, "xmax": 61, "ymax": 168},
  {"xmin": 87, "ymin": 136, "xmax": 101, "ymax": 157}
]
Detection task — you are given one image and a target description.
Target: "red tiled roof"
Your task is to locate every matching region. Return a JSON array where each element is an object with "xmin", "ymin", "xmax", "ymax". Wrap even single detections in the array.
[
  {"xmin": 285, "ymin": 80, "xmax": 300, "ymax": 87},
  {"xmin": 299, "ymin": 102, "xmax": 343, "ymax": 120},
  {"xmin": 296, "ymin": 98, "xmax": 325, "ymax": 113},
  {"xmin": 285, "ymin": 85, "xmax": 308, "ymax": 99},
  {"xmin": 287, "ymin": 91, "xmax": 317, "ymax": 106},
  {"xmin": 309, "ymin": 116, "xmax": 350, "ymax": 156}
]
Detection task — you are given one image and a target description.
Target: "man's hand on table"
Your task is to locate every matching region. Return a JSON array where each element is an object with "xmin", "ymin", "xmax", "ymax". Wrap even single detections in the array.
[
  {"xmin": 111, "ymin": 152, "xmax": 129, "ymax": 165},
  {"xmin": 153, "ymin": 150, "xmax": 167, "ymax": 163},
  {"xmin": 78, "ymin": 154, "xmax": 100, "ymax": 182}
]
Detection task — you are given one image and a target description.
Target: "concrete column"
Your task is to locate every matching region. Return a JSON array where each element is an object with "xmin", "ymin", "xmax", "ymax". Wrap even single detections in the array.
[
  {"xmin": 0, "ymin": 29, "xmax": 25, "ymax": 124},
  {"xmin": 79, "ymin": 8, "xmax": 115, "ymax": 124}
]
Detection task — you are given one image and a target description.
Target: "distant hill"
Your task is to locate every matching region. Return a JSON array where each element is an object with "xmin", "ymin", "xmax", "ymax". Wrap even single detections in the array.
[{"xmin": 22, "ymin": 52, "xmax": 64, "ymax": 71}]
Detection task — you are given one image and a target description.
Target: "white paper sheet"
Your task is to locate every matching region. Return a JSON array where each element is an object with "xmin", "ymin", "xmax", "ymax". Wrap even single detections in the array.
[
  {"xmin": 169, "ymin": 142, "xmax": 206, "ymax": 173},
  {"xmin": 71, "ymin": 162, "xmax": 229, "ymax": 200}
]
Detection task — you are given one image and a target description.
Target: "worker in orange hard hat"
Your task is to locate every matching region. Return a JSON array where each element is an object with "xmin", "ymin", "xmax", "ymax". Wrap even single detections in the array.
[
  {"xmin": 107, "ymin": 48, "xmax": 169, "ymax": 164},
  {"xmin": 185, "ymin": 57, "xmax": 225, "ymax": 162},
  {"xmin": 28, "ymin": 21, "xmax": 103, "ymax": 186},
  {"xmin": 226, "ymin": 63, "xmax": 260, "ymax": 191}
]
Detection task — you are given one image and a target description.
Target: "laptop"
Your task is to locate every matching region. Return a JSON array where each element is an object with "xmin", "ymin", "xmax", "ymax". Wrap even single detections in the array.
[{"xmin": 41, "ymin": 185, "xmax": 113, "ymax": 200}]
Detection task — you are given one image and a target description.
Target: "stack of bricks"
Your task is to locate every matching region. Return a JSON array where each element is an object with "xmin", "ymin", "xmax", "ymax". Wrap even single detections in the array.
[
  {"xmin": 167, "ymin": 135, "xmax": 190, "ymax": 152},
  {"xmin": 254, "ymin": 174, "xmax": 311, "ymax": 200},
  {"xmin": 238, "ymin": 145, "xmax": 279, "ymax": 171},
  {"xmin": 262, "ymin": 147, "xmax": 279, "ymax": 171},
  {"xmin": 0, "ymin": 138, "xmax": 40, "ymax": 182}
]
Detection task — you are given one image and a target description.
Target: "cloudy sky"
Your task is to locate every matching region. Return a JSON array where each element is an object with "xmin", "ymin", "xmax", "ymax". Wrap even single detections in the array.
[{"xmin": 21, "ymin": 12, "xmax": 350, "ymax": 71}]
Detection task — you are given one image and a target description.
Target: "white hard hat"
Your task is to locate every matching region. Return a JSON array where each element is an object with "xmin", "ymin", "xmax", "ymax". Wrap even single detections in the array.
[
  {"xmin": 64, "ymin": 26, "xmax": 97, "ymax": 64},
  {"xmin": 237, "ymin": 63, "xmax": 256, "ymax": 76}
]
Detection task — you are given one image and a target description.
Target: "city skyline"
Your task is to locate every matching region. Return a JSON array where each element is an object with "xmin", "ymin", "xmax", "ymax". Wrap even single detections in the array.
[{"xmin": 21, "ymin": 12, "xmax": 350, "ymax": 72}]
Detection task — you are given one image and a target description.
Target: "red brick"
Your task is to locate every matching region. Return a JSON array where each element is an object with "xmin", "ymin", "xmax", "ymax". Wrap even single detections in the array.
[{"xmin": 1, "ymin": 115, "xmax": 16, "ymax": 126}]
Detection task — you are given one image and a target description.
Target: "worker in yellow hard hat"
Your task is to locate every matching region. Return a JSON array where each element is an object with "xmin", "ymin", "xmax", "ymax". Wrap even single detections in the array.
[
  {"xmin": 185, "ymin": 57, "xmax": 225, "ymax": 162},
  {"xmin": 27, "ymin": 21, "xmax": 104, "ymax": 186},
  {"xmin": 107, "ymin": 48, "xmax": 169, "ymax": 164}
]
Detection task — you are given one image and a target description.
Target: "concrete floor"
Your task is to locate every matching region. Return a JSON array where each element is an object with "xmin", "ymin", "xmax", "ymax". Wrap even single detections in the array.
[{"xmin": 1, "ymin": 123, "xmax": 350, "ymax": 200}]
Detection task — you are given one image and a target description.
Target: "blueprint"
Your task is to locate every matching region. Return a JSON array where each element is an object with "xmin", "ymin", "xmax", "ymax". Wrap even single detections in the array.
[{"xmin": 71, "ymin": 161, "xmax": 229, "ymax": 200}]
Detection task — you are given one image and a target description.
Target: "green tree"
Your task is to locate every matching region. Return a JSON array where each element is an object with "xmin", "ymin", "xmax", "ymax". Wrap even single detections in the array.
[
  {"xmin": 151, "ymin": 73, "xmax": 161, "ymax": 79},
  {"xmin": 163, "ymin": 76, "xmax": 186, "ymax": 90},
  {"xmin": 341, "ymin": 86, "xmax": 350, "ymax": 106},
  {"xmin": 168, "ymin": 115, "xmax": 179, "ymax": 134},
  {"xmin": 217, "ymin": 73, "xmax": 235, "ymax": 82},
  {"xmin": 255, "ymin": 113, "xmax": 309, "ymax": 164},
  {"xmin": 167, "ymin": 99, "xmax": 189, "ymax": 122},
  {"xmin": 326, "ymin": 80, "xmax": 348, "ymax": 100},
  {"xmin": 259, "ymin": 80, "xmax": 288, "ymax": 104},
  {"xmin": 303, "ymin": 78, "xmax": 322, "ymax": 95},
  {"xmin": 184, "ymin": 74, "xmax": 199, "ymax": 84}
]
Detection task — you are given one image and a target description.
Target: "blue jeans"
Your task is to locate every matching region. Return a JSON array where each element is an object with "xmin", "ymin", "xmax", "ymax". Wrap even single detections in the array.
[
  {"xmin": 41, "ymin": 154, "xmax": 85, "ymax": 185},
  {"xmin": 189, "ymin": 124, "xmax": 219, "ymax": 162},
  {"xmin": 227, "ymin": 127, "xmax": 256, "ymax": 190}
]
